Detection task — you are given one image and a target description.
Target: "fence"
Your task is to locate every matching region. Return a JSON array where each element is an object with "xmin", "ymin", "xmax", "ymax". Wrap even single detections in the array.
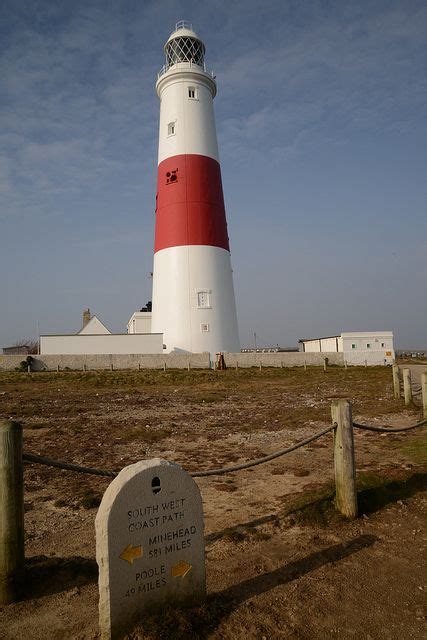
[
  {"xmin": 392, "ymin": 365, "xmax": 427, "ymax": 417},
  {"xmin": 1, "ymin": 388, "xmax": 425, "ymax": 605}
]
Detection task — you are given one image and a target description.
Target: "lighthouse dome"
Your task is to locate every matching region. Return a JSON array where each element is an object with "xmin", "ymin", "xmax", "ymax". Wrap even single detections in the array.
[{"xmin": 164, "ymin": 20, "xmax": 206, "ymax": 70}]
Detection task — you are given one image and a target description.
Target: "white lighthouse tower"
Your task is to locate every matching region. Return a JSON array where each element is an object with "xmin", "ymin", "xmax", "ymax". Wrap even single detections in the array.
[{"xmin": 151, "ymin": 21, "xmax": 240, "ymax": 356}]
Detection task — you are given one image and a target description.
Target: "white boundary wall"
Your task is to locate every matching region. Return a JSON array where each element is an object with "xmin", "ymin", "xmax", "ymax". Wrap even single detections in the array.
[
  {"xmin": 40, "ymin": 333, "xmax": 163, "ymax": 355},
  {"xmin": 0, "ymin": 352, "xmax": 211, "ymax": 371},
  {"xmin": 223, "ymin": 352, "xmax": 344, "ymax": 368},
  {"xmin": 0, "ymin": 351, "xmax": 349, "ymax": 371}
]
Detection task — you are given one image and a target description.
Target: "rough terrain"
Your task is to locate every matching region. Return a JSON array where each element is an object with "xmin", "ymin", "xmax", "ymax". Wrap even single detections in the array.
[{"xmin": 0, "ymin": 366, "xmax": 425, "ymax": 639}]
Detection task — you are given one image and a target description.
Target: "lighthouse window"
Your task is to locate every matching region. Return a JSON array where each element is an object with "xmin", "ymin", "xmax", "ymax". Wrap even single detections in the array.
[
  {"xmin": 200, "ymin": 323, "xmax": 210, "ymax": 333},
  {"xmin": 188, "ymin": 86, "xmax": 197, "ymax": 99},
  {"xmin": 167, "ymin": 122, "xmax": 175, "ymax": 136},
  {"xmin": 197, "ymin": 290, "xmax": 211, "ymax": 308}
]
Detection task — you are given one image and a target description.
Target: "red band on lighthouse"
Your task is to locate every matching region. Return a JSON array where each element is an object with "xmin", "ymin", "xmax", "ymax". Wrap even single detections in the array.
[{"xmin": 154, "ymin": 154, "xmax": 230, "ymax": 253}]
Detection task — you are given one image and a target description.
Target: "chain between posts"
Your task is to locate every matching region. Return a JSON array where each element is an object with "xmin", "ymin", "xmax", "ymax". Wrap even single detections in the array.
[
  {"xmin": 23, "ymin": 425, "xmax": 335, "ymax": 478},
  {"xmin": 190, "ymin": 425, "xmax": 334, "ymax": 477},
  {"xmin": 352, "ymin": 418, "xmax": 427, "ymax": 433},
  {"xmin": 21, "ymin": 418, "xmax": 427, "ymax": 478},
  {"xmin": 22, "ymin": 453, "xmax": 117, "ymax": 477}
]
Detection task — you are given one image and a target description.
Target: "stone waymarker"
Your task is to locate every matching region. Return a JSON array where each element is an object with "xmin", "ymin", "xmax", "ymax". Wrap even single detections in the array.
[{"xmin": 95, "ymin": 458, "xmax": 205, "ymax": 640}]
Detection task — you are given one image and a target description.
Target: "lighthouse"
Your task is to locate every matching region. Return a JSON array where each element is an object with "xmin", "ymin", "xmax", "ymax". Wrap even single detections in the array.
[{"xmin": 151, "ymin": 21, "xmax": 240, "ymax": 356}]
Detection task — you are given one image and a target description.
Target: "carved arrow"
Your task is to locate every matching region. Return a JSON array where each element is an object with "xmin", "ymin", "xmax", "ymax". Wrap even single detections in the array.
[
  {"xmin": 171, "ymin": 561, "xmax": 192, "ymax": 578},
  {"xmin": 119, "ymin": 544, "xmax": 142, "ymax": 565}
]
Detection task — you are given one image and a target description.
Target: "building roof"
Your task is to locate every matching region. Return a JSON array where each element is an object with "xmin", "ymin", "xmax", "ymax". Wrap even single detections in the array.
[
  {"xmin": 298, "ymin": 336, "xmax": 339, "ymax": 343},
  {"xmin": 2, "ymin": 345, "xmax": 32, "ymax": 355},
  {"xmin": 78, "ymin": 316, "xmax": 111, "ymax": 335},
  {"xmin": 299, "ymin": 331, "xmax": 393, "ymax": 343}
]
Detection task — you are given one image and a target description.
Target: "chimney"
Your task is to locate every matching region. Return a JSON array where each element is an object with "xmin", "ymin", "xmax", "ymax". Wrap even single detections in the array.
[{"xmin": 83, "ymin": 308, "xmax": 91, "ymax": 327}]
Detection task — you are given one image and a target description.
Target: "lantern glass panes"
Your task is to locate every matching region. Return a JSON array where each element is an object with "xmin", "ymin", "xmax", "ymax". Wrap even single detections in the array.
[{"xmin": 166, "ymin": 37, "xmax": 205, "ymax": 68}]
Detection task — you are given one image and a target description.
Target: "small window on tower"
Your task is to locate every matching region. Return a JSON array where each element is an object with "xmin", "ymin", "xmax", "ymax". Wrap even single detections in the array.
[
  {"xmin": 167, "ymin": 122, "xmax": 175, "ymax": 136},
  {"xmin": 201, "ymin": 323, "xmax": 210, "ymax": 333},
  {"xmin": 188, "ymin": 86, "xmax": 197, "ymax": 99},
  {"xmin": 197, "ymin": 290, "xmax": 211, "ymax": 308},
  {"xmin": 166, "ymin": 169, "xmax": 178, "ymax": 184}
]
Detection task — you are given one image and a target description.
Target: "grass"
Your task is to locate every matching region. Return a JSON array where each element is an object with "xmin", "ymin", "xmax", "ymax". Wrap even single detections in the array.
[
  {"xmin": 279, "ymin": 469, "xmax": 427, "ymax": 527},
  {"xmin": 395, "ymin": 433, "xmax": 427, "ymax": 465},
  {"xmin": 356, "ymin": 470, "xmax": 426, "ymax": 514},
  {"xmin": 120, "ymin": 425, "xmax": 172, "ymax": 443},
  {"xmin": 0, "ymin": 365, "xmax": 394, "ymax": 389},
  {"xmin": 282, "ymin": 484, "xmax": 341, "ymax": 527},
  {"xmin": 24, "ymin": 421, "xmax": 51, "ymax": 430},
  {"xmin": 79, "ymin": 489, "xmax": 102, "ymax": 509},
  {"xmin": 130, "ymin": 598, "xmax": 230, "ymax": 640},
  {"xmin": 219, "ymin": 524, "xmax": 271, "ymax": 543}
]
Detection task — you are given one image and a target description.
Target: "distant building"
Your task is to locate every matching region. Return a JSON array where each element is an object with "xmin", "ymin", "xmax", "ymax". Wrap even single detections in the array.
[
  {"xmin": 2, "ymin": 345, "xmax": 32, "ymax": 355},
  {"xmin": 78, "ymin": 315, "xmax": 111, "ymax": 335},
  {"xmin": 396, "ymin": 350, "xmax": 426, "ymax": 359},
  {"xmin": 241, "ymin": 347, "xmax": 299, "ymax": 353},
  {"xmin": 299, "ymin": 332, "xmax": 395, "ymax": 365},
  {"xmin": 127, "ymin": 301, "xmax": 152, "ymax": 334},
  {"xmin": 40, "ymin": 308, "xmax": 163, "ymax": 355}
]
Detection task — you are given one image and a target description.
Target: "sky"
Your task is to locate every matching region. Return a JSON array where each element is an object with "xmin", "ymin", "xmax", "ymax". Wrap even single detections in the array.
[{"xmin": 1, "ymin": 0, "xmax": 426, "ymax": 349}]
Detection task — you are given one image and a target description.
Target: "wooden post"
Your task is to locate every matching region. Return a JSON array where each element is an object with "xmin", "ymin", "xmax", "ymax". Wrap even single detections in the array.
[
  {"xmin": 138, "ymin": 363, "xmax": 141, "ymax": 371},
  {"xmin": 110, "ymin": 363, "xmax": 114, "ymax": 371},
  {"xmin": 27, "ymin": 364, "xmax": 30, "ymax": 374},
  {"xmin": 163, "ymin": 362, "xmax": 166, "ymax": 371},
  {"xmin": 280, "ymin": 360, "xmax": 283, "ymax": 368},
  {"xmin": 392, "ymin": 364, "xmax": 400, "ymax": 400},
  {"xmin": 364, "ymin": 359, "xmax": 367, "ymax": 368},
  {"xmin": 187, "ymin": 361, "xmax": 191, "ymax": 371},
  {"xmin": 323, "ymin": 359, "xmax": 327, "ymax": 372},
  {"xmin": 344, "ymin": 360, "xmax": 348, "ymax": 370},
  {"xmin": 259, "ymin": 362, "xmax": 262, "ymax": 371},
  {"xmin": 422, "ymin": 372, "xmax": 427, "ymax": 419},
  {"xmin": 403, "ymin": 368, "xmax": 412, "ymax": 406},
  {"xmin": 56, "ymin": 364, "xmax": 60, "ymax": 373},
  {"xmin": 235, "ymin": 361, "xmax": 238, "ymax": 370},
  {"xmin": 0, "ymin": 420, "xmax": 24, "ymax": 604},
  {"xmin": 304, "ymin": 360, "xmax": 307, "ymax": 371},
  {"xmin": 331, "ymin": 400, "xmax": 357, "ymax": 519},
  {"xmin": 83, "ymin": 363, "xmax": 86, "ymax": 372}
]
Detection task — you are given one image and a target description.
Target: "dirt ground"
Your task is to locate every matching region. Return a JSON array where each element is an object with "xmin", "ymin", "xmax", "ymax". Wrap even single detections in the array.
[{"xmin": 0, "ymin": 366, "xmax": 425, "ymax": 639}]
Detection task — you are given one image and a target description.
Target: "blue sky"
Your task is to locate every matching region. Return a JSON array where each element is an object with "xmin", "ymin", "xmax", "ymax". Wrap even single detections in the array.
[{"xmin": 1, "ymin": 0, "xmax": 426, "ymax": 348}]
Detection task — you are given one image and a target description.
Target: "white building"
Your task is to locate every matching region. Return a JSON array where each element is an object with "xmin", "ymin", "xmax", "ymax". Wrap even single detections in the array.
[
  {"xmin": 127, "ymin": 311, "xmax": 152, "ymax": 334},
  {"xmin": 127, "ymin": 302, "xmax": 152, "ymax": 334},
  {"xmin": 299, "ymin": 332, "xmax": 395, "ymax": 365},
  {"xmin": 40, "ymin": 309, "xmax": 163, "ymax": 355}
]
